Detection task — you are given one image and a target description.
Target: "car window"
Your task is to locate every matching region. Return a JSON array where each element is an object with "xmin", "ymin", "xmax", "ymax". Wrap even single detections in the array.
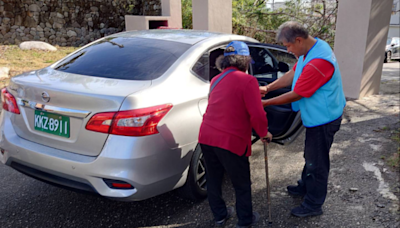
[
  {"xmin": 268, "ymin": 49, "xmax": 298, "ymax": 70},
  {"xmin": 209, "ymin": 48, "xmax": 225, "ymax": 80},
  {"xmin": 54, "ymin": 37, "xmax": 191, "ymax": 80},
  {"xmin": 193, "ymin": 47, "xmax": 226, "ymax": 82},
  {"xmin": 387, "ymin": 38, "xmax": 392, "ymax": 45},
  {"xmin": 249, "ymin": 47, "xmax": 278, "ymax": 78},
  {"xmin": 192, "ymin": 53, "xmax": 210, "ymax": 81}
]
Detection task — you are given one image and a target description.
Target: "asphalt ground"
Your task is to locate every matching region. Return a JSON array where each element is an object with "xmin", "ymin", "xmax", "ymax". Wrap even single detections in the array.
[{"xmin": 0, "ymin": 62, "xmax": 399, "ymax": 228}]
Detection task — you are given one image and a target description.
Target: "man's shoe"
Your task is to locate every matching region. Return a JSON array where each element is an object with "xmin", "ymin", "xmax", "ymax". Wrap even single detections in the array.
[
  {"xmin": 214, "ymin": 206, "xmax": 235, "ymax": 227},
  {"xmin": 235, "ymin": 211, "xmax": 260, "ymax": 228},
  {"xmin": 287, "ymin": 184, "xmax": 306, "ymax": 197},
  {"xmin": 291, "ymin": 205, "xmax": 323, "ymax": 217}
]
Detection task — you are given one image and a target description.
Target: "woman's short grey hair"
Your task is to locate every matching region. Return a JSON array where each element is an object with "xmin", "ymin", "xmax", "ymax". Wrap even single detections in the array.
[
  {"xmin": 215, "ymin": 46, "xmax": 252, "ymax": 72},
  {"xmin": 276, "ymin": 21, "xmax": 309, "ymax": 43}
]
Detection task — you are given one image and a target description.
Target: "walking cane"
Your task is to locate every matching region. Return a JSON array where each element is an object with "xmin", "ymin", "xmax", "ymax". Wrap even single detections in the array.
[{"xmin": 263, "ymin": 138, "xmax": 273, "ymax": 225}]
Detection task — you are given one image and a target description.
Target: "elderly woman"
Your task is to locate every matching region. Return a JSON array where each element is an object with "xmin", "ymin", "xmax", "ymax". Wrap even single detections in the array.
[{"xmin": 198, "ymin": 41, "xmax": 272, "ymax": 228}]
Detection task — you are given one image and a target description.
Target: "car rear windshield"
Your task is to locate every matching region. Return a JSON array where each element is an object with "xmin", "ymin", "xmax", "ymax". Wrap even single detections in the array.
[{"xmin": 54, "ymin": 37, "xmax": 191, "ymax": 80}]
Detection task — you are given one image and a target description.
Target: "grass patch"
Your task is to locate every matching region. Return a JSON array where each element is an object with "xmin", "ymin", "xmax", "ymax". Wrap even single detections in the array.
[
  {"xmin": 373, "ymin": 126, "xmax": 391, "ymax": 132},
  {"xmin": 375, "ymin": 125, "xmax": 400, "ymax": 168},
  {"xmin": 382, "ymin": 126, "xmax": 390, "ymax": 131},
  {"xmin": 388, "ymin": 128, "xmax": 400, "ymax": 168},
  {"xmin": 0, "ymin": 45, "xmax": 78, "ymax": 77}
]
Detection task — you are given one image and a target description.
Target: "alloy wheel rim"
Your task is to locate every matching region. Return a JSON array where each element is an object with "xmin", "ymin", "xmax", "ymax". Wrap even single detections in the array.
[{"xmin": 196, "ymin": 153, "xmax": 207, "ymax": 191}]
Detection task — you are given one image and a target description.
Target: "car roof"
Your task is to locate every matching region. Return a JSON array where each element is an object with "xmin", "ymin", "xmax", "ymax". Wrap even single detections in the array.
[{"xmin": 113, "ymin": 29, "xmax": 231, "ymax": 45}]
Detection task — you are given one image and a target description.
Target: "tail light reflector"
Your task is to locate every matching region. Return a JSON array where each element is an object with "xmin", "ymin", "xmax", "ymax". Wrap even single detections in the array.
[{"xmin": 103, "ymin": 179, "xmax": 134, "ymax": 189}]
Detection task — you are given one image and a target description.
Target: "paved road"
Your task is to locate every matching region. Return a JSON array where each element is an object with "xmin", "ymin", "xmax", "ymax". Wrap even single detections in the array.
[{"xmin": 1, "ymin": 62, "xmax": 399, "ymax": 228}]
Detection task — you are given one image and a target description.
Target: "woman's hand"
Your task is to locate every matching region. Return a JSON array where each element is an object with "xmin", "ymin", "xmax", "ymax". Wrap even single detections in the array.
[{"xmin": 261, "ymin": 132, "xmax": 273, "ymax": 143}]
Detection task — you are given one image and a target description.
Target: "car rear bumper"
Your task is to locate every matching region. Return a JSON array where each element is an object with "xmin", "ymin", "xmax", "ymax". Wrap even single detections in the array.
[{"xmin": 0, "ymin": 111, "xmax": 194, "ymax": 201}]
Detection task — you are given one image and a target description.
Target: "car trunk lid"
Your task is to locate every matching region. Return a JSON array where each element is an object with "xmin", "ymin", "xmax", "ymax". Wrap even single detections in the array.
[{"xmin": 8, "ymin": 68, "xmax": 151, "ymax": 157}]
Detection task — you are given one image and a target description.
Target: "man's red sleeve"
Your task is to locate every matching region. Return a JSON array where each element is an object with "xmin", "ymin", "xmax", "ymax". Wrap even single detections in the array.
[{"xmin": 293, "ymin": 59, "xmax": 334, "ymax": 98}]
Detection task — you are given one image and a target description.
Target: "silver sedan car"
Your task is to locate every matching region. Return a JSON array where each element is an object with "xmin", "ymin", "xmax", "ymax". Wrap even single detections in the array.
[{"xmin": 0, "ymin": 30, "xmax": 302, "ymax": 201}]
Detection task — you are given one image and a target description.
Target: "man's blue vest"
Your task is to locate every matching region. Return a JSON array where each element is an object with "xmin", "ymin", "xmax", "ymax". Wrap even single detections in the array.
[{"xmin": 291, "ymin": 38, "xmax": 346, "ymax": 127}]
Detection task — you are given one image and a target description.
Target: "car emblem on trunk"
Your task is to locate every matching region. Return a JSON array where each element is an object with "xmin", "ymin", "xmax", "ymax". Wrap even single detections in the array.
[{"xmin": 41, "ymin": 92, "xmax": 50, "ymax": 103}]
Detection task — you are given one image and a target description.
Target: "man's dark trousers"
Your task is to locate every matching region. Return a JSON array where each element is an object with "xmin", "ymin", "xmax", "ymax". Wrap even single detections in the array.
[
  {"xmin": 200, "ymin": 144, "xmax": 253, "ymax": 226},
  {"xmin": 296, "ymin": 116, "xmax": 342, "ymax": 210}
]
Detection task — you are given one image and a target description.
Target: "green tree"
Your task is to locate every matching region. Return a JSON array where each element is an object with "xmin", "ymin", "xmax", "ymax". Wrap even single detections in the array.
[
  {"xmin": 182, "ymin": 0, "xmax": 193, "ymax": 29},
  {"xmin": 277, "ymin": 0, "xmax": 338, "ymax": 46},
  {"xmin": 181, "ymin": 0, "xmax": 338, "ymax": 46},
  {"xmin": 232, "ymin": 0, "xmax": 285, "ymax": 43}
]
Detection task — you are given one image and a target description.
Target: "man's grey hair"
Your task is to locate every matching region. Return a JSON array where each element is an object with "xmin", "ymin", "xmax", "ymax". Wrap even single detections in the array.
[{"xmin": 276, "ymin": 21, "xmax": 309, "ymax": 43}]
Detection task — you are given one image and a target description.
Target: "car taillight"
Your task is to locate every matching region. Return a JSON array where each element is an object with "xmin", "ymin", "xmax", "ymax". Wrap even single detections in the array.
[
  {"xmin": 85, "ymin": 104, "xmax": 172, "ymax": 136},
  {"xmin": 1, "ymin": 88, "xmax": 20, "ymax": 114},
  {"xmin": 85, "ymin": 112, "xmax": 115, "ymax": 134}
]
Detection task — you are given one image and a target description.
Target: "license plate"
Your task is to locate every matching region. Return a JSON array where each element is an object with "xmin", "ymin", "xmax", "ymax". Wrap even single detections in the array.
[{"xmin": 34, "ymin": 110, "xmax": 70, "ymax": 138}]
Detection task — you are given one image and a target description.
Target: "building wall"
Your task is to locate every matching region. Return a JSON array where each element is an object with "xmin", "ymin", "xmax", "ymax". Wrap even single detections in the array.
[
  {"xmin": 0, "ymin": 0, "xmax": 161, "ymax": 47},
  {"xmin": 388, "ymin": 0, "xmax": 400, "ymax": 38},
  {"xmin": 388, "ymin": 25, "xmax": 400, "ymax": 37},
  {"xmin": 390, "ymin": 0, "xmax": 399, "ymax": 24}
]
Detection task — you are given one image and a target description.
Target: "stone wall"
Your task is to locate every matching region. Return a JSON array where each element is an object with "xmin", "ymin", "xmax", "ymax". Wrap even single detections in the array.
[{"xmin": 0, "ymin": 0, "xmax": 162, "ymax": 47}]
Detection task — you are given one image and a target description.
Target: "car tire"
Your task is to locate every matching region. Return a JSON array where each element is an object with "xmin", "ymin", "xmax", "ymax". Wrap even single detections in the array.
[
  {"xmin": 179, "ymin": 145, "xmax": 207, "ymax": 201},
  {"xmin": 386, "ymin": 51, "xmax": 391, "ymax": 63}
]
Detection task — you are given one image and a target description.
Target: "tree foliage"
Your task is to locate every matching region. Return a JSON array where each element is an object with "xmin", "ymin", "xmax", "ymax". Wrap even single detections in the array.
[
  {"xmin": 182, "ymin": 0, "xmax": 338, "ymax": 46},
  {"xmin": 182, "ymin": 0, "xmax": 193, "ymax": 29},
  {"xmin": 276, "ymin": 0, "xmax": 338, "ymax": 46}
]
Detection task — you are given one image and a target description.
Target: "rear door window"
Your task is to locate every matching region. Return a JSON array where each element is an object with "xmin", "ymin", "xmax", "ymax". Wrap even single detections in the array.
[
  {"xmin": 192, "ymin": 46, "xmax": 226, "ymax": 82},
  {"xmin": 192, "ymin": 53, "xmax": 209, "ymax": 81},
  {"xmin": 54, "ymin": 37, "xmax": 191, "ymax": 80}
]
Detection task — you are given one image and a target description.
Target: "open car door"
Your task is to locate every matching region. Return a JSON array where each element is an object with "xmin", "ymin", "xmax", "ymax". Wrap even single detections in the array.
[{"xmin": 247, "ymin": 42, "xmax": 304, "ymax": 145}]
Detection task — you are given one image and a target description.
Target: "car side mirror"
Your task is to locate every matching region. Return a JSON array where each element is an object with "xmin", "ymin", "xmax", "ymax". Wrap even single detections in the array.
[
  {"xmin": 278, "ymin": 61, "xmax": 290, "ymax": 72},
  {"xmin": 391, "ymin": 43, "xmax": 395, "ymax": 47}
]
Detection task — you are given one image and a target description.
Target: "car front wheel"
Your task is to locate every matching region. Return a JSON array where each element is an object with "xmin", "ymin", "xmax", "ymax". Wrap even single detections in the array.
[
  {"xmin": 179, "ymin": 145, "xmax": 207, "ymax": 201},
  {"xmin": 386, "ymin": 51, "xmax": 392, "ymax": 63}
]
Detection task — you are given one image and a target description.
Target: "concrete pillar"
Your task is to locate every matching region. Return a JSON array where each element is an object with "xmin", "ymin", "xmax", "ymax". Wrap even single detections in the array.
[
  {"xmin": 125, "ymin": 0, "xmax": 182, "ymax": 31},
  {"xmin": 334, "ymin": 0, "xmax": 393, "ymax": 99},
  {"xmin": 192, "ymin": 0, "xmax": 232, "ymax": 33},
  {"xmin": 161, "ymin": 0, "xmax": 182, "ymax": 28}
]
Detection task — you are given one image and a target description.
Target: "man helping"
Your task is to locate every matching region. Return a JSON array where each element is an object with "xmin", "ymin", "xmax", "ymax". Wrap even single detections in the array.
[{"xmin": 261, "ymin": 21, "xmax": 346, "ymax": 217}]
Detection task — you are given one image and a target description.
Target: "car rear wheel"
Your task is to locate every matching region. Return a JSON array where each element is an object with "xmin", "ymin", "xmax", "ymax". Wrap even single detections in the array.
[{"xmin": 179, "ymin": 145, "xmax": 207, "ymax": 201}]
